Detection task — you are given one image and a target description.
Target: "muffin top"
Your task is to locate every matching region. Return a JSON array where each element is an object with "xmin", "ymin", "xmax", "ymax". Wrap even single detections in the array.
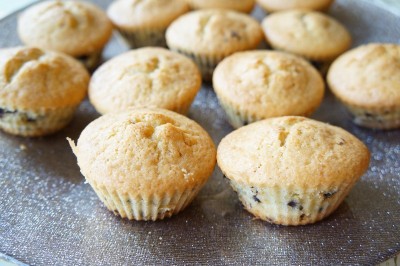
[
  {"xmin": 327, "ymin": 43, "xmax": 400, "ymax": 110},
  {"xmin": 257, "ymin": 0, "xmax": 334, "ymax": 12},
  {"xmin": 166, "ymin": 9, "xmax": 263, "ymax": 55},
  {"xmin": 107, "ymin": 0, "xmax": 189, "ymax": 30},
  {"xmin": 89, "ymin": 47, "xmax": 201, "ymax": 115},
  {"xmin": 185, "ymin": 0, "xmax": 255, "ymax": 13},
  {"xmin": 0, "ymin": 47, "xmax": 89, "ymax": 109},
  {"xmin": 69, "ymin": 108, "xmax": 216, "ymax": 195},
  {"xmin": 18, "ymin": 0, "xmax": 113, "ymax": 56},
  {"xmin": 213, "ymin": 51, "xmax": 324, "ymax": 118},
  {"xmin": 262, "ymin": 10, "xmax": 351, "ymax": 61},
  {"xmin": 217, "ymin": 116, "xmax": 370, "ymax": 187}
]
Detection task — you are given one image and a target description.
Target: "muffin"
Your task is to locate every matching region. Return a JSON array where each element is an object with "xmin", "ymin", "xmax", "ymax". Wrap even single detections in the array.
[
  {"xmin": 185, "ymin": 0, "xmax": 255, "ymax": 13},
  {"xmin": 262, "ymin": 10, "xmax": 351, "ymax": 73},
  {"xmin": 68, "ymin": 108, "xmax": 216, "ymax": 221},
  {"xmin": 18, "ymin": 0, "xmax": 113, "ymax": 70},
  {"xmin": 257, "ymin": 0, "xmax": 334, "ymax": 13},
  {"xmin": 166, "ymin": 9, "xmax": 263, "ymax": 80},
  {"xmin": 213, "ymin": 51, "xmax": 324, "ymax": 128},
  {"xmin": 217, "ymin": 116, "xmax": 370, "ymax": 226},
  {"xmin": 0, "ymin": 47, "xmax": 89, "ymax": 137},
  {"xmin": 107, "ymin": 0, "xmax": 189, "ymax": 48},
  {"xmin": 327, "ymin": 43, "xmax": 400, "ymax": 129},
  {"xmin": 89, "ymin": 47, "xmax": 201, "ymax": 115}
]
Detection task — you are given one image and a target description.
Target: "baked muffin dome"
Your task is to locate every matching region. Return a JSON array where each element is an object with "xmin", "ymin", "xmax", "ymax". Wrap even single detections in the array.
[
  {"xmin": 0, "ymin": 46, "xmax": 89, "ymax": 137},
  {"xmin": 217, "ymin": 116, "xmax": 370, "ymax": 225},
  {"xmin": 69, "ymin": 108, "xmax": 216, "ymax": 221}
]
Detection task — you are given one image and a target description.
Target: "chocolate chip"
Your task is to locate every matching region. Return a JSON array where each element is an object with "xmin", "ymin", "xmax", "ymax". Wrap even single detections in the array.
[
  {"xmin": 318, "ymin": 207, "xmax": 324, "ymax": 213},
  {"xmin": 253, "ymin": 195, "xmax": 261, "ymax": 203},
  {"xmin": 0, "ymin": 108, "xmax": 17, "ymax": 118},
  {"xmin": 230, "ymin": 31, "xmax": 241, "ymax": 40},
  {"xmin": 300, "ymin": 214, "xmax": 305, "ymax": 220},
  {"xmin": 288, "ymin": 200, "xmax": 303, "ymax": 210},
  {"xmin": 322, "ymin": 191, "xmax": 337, "ymax": 199},
  {"xmin": 365, "ymin": 112, "xmax": 374, "ymax": 118}
]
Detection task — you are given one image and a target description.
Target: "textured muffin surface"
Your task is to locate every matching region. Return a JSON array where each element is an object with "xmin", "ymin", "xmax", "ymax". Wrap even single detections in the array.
[
  {"xmin": 107, "ymin": 0, "xmax": 189, "ymax": 30},
  {"xmin": 185, "ymin": 0, "xmax": 255, "ymax": 13},
  {"xmin": 213, "ymin": 51, "xmax": 324, "ymax": 126},
  {"xmin": 262, "ymin": 10, "xmax": 351, "ymax": 61},
  {"xmin": 18, "ymin": 0, "xmax": 112, "ymax": 56},
  {"xmin": 166, "ymin": 9, "xmax": 263, "ymax": 55},
  {"xmin": 328, "ymin": 43, "xmax": 400, "ymax": 109},
  {"xmin": 89, "ymin": 47, "xmax": 201, "ymax": 115},
  {"xmin": 218, "ymin": 116, "xmax": 369, "ymax": 187},
  {"xmin": 257, "ymin": 0, "xmax": 334, "ymax": 12},
  {"xmin": 0, "ymin": 47, "xmax": 89, "ymax": 109},
  {"xmin": 70, "ymin": 108, "xmax": 216, "ymax": 196}
]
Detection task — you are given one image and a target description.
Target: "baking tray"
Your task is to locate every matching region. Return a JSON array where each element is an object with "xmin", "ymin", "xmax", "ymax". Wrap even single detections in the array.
[{"xmin": 0, "ymin": 0, "xmax": 399, "ymax": 265}]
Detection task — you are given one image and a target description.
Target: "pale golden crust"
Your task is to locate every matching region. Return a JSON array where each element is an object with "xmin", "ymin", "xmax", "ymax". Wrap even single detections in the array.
[
  {"xmin": 327, "ymin": 43, "xmax": 400, "ymax": 110},
  {"xmin": 107, "ymin": 0, "xmax": 189, "ymax": 30},
  {"xmin": 262, "ymin": 10, "xmax": 351, "ymax": 61},
  {"xmin": 0, "ymin": 47, "xmax": 89, "ymax": 109},
  {"xmin": 213, "ymin": 51, "xmax": 324, "ymax": 121},
  {"xmin": 18, "ymin": 0, "xmax": 113, "ymax": 56},
  {"xmin": 89, "ymin": 47, "xmax": 201, "ymax": 115},
  {"xmin": 166, "ymin": 9, "xmax": 263, "ymax": 55},
  {"xmin": 217, "ymin": 116, "xmax": 370, "ymax": 188},
  {"xmin": 257, "ymin": 0, "xmax": 334, "ymax": 12},
  {"xmin": 185, "ymin": 0, "xmax": 255, "ymax": 13},
  {"xmin": 69, "ymin": 108, "xmax": 216, "ymax": 196}
]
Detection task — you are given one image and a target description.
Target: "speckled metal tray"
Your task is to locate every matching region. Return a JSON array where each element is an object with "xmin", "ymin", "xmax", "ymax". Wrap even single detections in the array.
[{"xmin": 0, "ymin": 0, "xmax": 399, "ymax": 265}]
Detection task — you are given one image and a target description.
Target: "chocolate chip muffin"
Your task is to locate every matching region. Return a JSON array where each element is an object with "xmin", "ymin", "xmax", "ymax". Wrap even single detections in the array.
[
  {"xmin": 0, "ymin": 47, "xmax": 89, "ymax": 137},
  {"xmin": 217, "ymin": 116, "xmax": 370, "ymax": 225},
  {"xmin": 68, "ymin": 108, "xmax": 216, "ymax": 221},
  {"xmin": 213, "ymin": 51, "xmax": 324, "ymax": 128},
  {"xmin": 107, "ymin": 0, "xmax": 189, "ymax": 48},
  {"xmin": 327, "ymin": 43, "xmax": 400, "ymax": 129},
  {"xmin": 89, "ymin": 47, "xmax": 201, "ymax": 115},
  {"xmin": 166, "ymin": 9, "xmax": 263, "ymax": 80},
  {"xmin": 18, "ymin": 0, "xmax": 113, "ymax": 70}
]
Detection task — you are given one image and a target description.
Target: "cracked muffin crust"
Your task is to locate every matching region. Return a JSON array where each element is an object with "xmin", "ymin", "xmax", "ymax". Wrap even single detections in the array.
[
  {"xmin": 18, "ymin": 0, "xmax": 112, "ymax": 70},
  {"xmin": 166, "ymin": 9, "xmax": 263, "ymax": 80},
  {"xmin": 89, "ymin": 47, "xmax": 201, "ymax": 115},
  {"xmin": 68, "ymin": 108, "xmax": 216, "ymax": 221},
  {"xmin": 213, "ymin": 51, "xmax": 324, "ymax": 128},
  {"xmin": 262, "ymin": 9, "xmax": 351, "ymax": 72},
  {"xmin": 217, "ymin": 116, "xmax": 370, "ymax": 225},
  {"xmin": 0, "ymin": 47, "xmax": 89, "ymax": 137},
  {"xmin": 107, "ymin": 0, "xmax": 189, "ymax": 48},
  {"xmin": 184, "ymin": 0, "xmax": 255, "ymax": 13},
  {"xmin": 327, "ymin": 43, "xmax": 400, "ymax": 129},
  {"xmin": 257, "ymin": 0, "xmax": 334, "ymax": 13}
]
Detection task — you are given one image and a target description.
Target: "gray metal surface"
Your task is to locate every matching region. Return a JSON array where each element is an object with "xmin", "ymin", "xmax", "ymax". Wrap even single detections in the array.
[{"xmin": 0, "ymin": 0, "xmax": 399, "ymax": 265}]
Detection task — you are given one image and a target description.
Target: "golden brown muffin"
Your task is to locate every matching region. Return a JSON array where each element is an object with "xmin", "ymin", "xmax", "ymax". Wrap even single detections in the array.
[
  {"xmin": 0, "ymin": 47, "xmax": 89, "ymax": 137},
  {"xmin": 18, "ymin": 0, "xmax": 113, "ymax": 70},
  {"xmin": 68, "ymin": 108, "xmax": 216, "ymax": 221},
  {"xmin": 213, "ymin": 51, "xmax": 324, "ymax": 128},
  {"xmin": 257, "ymin": 0, "xmax": 334, "ymax": 13},
  {"xmin": 166, "ymin": 9, "xmax": 263, "ymax": 80},
  {"xmin": 185, "ymin": 0, "xmax": 255, "ymax": 13},
  {"xmin": 89, "ymin": 47, "xmax": 201, "ymax": 115},
  {"xmin": 262, "ymin": 9, "xmax": 351, "ymax": 73},
  {"xmin": 327, "ymin": 43, "xmax": 400, "ymax": 129},
  {"xmin": 107, "ymin": 0, "xmax": 189, "ymax": 48},
  {"xmin": 217, "ymin": 116, "xmax": 370, "ymax": 225}
]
